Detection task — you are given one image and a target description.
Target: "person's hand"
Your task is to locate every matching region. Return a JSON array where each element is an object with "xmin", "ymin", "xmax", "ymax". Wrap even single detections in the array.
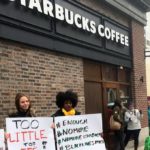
[
  {"xmin": 50, "ymin": 123, "xmax": 55, "ymax": 129},
  {"xmin": 4, "ymin": 132, "xmax": 8, "ymax": 141}
]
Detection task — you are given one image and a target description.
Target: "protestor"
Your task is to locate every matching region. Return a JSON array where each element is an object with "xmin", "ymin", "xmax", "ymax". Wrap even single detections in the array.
[
  {"xmin": 124, "ymin": 102, "xmax": 143, "ymax": 150},
  {"xmin": 8, "ymin": 93, "xmax": 36, "ymax": 117},
  {"xmin": 111, "ymin": 99, "xmax": 125, "ymax": 150},
  {"xmin": 52, "ymin": 90, "xmax": 106, "ymax": 150},
  {"xmin": 121, "ymin": 101, "xmax": 128, "ymax": 137},
  {"xmin": 5, "ymin": 93, "xmax": 36, "ymax": 150},
  {"xmin": 51, "ymin": 90, "xmax": 81, "ymax": 149},
  {"xmin": 52, "ymin": 89, "xmax": 81, "ymax": 117}
]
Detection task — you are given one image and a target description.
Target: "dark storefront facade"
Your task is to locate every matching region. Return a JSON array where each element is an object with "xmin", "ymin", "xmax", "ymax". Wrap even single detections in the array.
[{"xmin": 0, "ymin": 0, "xmax": 150, "ymax": 149}]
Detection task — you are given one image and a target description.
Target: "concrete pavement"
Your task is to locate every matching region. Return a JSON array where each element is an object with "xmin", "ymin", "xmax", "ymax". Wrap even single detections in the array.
[
  {"xmin": 126, "ymin": 145, "xmax": 144, "ymax": 150},
  {"xmin": 126, "ymin": 140, "xmax": 144, "ymax": 150},
  {"xmin": 125, "ymin": 127, "xmax": 148, "ymax": 150}
]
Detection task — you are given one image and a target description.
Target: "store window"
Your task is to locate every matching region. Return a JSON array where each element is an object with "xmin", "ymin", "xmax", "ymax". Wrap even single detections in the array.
[
  {"xmin": 118, "ymin": 68, "xmax": 130, "ymax": 82},
  {"xmin": 102, "ymin": 64, "xmax": 117, "ymax": 81},
  {"xmin": 119, "ymin": 85, "xmax": 130, "ymax": 105},
  {"xmin": 107, "ymin": 88, "xmax": 117, "ymax": 107}
]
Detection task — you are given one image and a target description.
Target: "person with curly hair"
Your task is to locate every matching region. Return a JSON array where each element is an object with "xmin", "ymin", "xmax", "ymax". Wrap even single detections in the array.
[
  {"xmin": 52, "ymin": 90, "xmax": 80, "ymax": 117},
  {"xmin": 9, "ymin": 93, "xmax": 36, "ymax": 117}
]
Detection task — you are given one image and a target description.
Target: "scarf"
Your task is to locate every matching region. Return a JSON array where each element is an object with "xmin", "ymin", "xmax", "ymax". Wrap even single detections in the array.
[{"xmin": 62, "ymin": 108, "xmax": 75, "ymax": 116}]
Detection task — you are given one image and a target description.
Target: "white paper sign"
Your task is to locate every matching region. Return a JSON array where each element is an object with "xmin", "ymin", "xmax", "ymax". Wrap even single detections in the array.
[
  {"xmin": 54, "ymin": 114, "xmax": 106, "ymax": 150},
  {"xmin": 6, "ymin": 117, "xmax": 55, "ymax": 150},
  {"xmin": 0, "ymin": 129, "xmax": 5, "ymax": 150}
]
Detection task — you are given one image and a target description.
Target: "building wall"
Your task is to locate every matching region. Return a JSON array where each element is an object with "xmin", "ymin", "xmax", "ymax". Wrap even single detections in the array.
[
  {"xmin": 79, "ymin": 0, "xmax": 148, "ymax": 127},
  {"xmin": 77, "ymin": 0, "xmax": 130, "ymax": 27},
  {"xmin": 145, "ymin": 13, "xmax": 150, "ymax": 97},
  {"xmin": 146, "ymin": 58, "xmax": 150, "ymax": 96},
  {"xmin": 0, "ymin": 39, "xmax": 85, "ymax": 128},
  {"xmin": 0, "ymin": 0, "xmax": 148, "ymax": 131},
  {"xmin": 131, "ymin": 20, "xmax": 148, "ymax": 127}
]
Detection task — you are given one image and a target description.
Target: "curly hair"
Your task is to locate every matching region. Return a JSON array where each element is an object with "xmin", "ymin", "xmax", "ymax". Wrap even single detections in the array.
[{"xmin": 56, "ymin": 90, "xmax": 78, "ymax": 108}]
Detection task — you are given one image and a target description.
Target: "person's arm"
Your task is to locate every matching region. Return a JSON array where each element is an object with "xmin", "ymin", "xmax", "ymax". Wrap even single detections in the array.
[
  {"xmin": 124, "ymin": 111, "xmax": 131, "ymax": 122},
  {"xmin": 136, "ymin": 109, "xmax": 143, "ymax": 120}
]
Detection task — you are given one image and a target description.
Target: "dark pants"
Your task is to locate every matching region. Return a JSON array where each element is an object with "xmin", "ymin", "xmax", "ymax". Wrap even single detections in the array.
[
  {"xmin": 114, "ymin": 129, "xmax": 125, "ymax": 150},
  {"xmin": 124, "ymin": 129, "xmax": 141, "ymax": 150}
]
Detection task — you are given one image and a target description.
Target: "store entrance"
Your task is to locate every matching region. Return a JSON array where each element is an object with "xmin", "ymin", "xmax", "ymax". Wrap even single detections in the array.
[{"xmin": 83, "ymin": 59, "xmax": 130, "ymax": 149}]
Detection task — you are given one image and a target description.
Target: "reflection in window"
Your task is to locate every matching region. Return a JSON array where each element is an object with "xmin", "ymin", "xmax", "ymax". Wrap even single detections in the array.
[
  {"xmin": 119, "ymin": 86, "xmax": 130, "ymax": 105},
  {"xmin": 107, "ymin": 88, "xmax": 117, "ymax": 106},
  {"xmin": 102, "ymin": 64, "xmax": 117, "ymax": 81}
]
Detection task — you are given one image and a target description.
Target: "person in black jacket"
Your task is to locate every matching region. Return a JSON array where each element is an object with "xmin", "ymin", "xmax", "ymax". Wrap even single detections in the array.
[
  {"xmin": 9, "ymin": 93, "xmax": 36, "ymax": 117},
  {"xmin": 51, "ymin": 90, "xmax": 80, "ymax": 150},
  {"xmin": 52, "ymin": 90, "xmax": 80, "ymax": 117},
  {"xmin": 112, "ymin": 99, "xmax": 125, "ymax": 150}
]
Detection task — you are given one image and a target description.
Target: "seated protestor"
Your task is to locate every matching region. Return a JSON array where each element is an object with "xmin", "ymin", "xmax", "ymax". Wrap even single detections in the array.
[
  {"xmin": 8, "ymin": 93, "xmax": 36, "ymax": 117},
  {"xmin": 52, "ymin": 89, "xmax": 81, "ymax": 117}
]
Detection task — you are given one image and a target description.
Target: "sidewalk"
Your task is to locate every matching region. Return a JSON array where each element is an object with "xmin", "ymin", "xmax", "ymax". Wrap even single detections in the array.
[
  {"xmin": 125, "ymin": 127, "xmax": 148, "ymax": 150},
  {"xmin": 126, "ymin": 141, "xmax": 144, "ymax": 150},
  {"xmin": 126, "ymin": 145, "xmax": 144, "ymax": 150}
]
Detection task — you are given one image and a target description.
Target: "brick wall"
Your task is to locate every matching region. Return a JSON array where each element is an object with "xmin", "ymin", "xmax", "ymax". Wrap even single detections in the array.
[
  {"xmin": 131, "ymin": 20, "xmax": 148, "ymax": 127},
  {"xmin": 0, "ymin": 39, "xmax": 85, "ymax": 128}
]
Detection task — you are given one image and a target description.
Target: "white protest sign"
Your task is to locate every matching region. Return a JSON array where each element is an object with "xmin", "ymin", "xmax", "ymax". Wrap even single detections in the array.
[
  {"xmin": 0, "ymin": 129, "xmax": 5, "ymax": 150},
  {"xmin": 6, "ymin": 117, "xmax": 55, "ymax": 150},
  {"xmin": 54, "ymin": 113, "xmax": 106, "ymax": 150}
]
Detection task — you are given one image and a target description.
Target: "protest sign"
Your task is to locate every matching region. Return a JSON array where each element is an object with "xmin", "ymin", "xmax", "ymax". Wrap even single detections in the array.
[
  {"xmin": 6, "ymin": 117, "xmax": 55, "ymax": 150},
  {"xmin": 54, "ymin": 113, "xmax": 106, "ymax": 150},
  {"xmin": 0, "ymin": 129, "xmax": 5, "ymax": 150}
]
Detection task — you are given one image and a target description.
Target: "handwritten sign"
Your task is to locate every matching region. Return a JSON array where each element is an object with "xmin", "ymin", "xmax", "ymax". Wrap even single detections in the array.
[
  {"xmin": 0, "ymin": 129, "xmax": 5, "ymax": 150},
  {"xmin": 6, "ymin": 117, "xmax": 55, "ymax": 150},
  {"xmin": 54, "ymin": 114, "xmax": 106, "ymax": 150}
]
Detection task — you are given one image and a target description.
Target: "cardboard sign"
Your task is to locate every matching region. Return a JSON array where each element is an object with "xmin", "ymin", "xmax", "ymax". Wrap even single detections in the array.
[
  {"xmin": 0, "ymin": 129, "xmax": 5, "ymax": 150},
  {"xmin": 6, "ymin": 117, "xmax": 55, "ymax": 150},
  {"xmin": 54, "ymin": 114, "xmax": 106, "ymax": 150}
]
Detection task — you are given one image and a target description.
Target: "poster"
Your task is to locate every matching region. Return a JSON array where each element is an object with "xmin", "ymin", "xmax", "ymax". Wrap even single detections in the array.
[
  {"xmin": 6, "ymin": 117, "xmax": 55, "ymax": 150},
  {"xmin": 0, "ymin": 129, "xmax": 5, "ymax": 150},
  {"xmin": 54, "ymin": 114, "xmax": 106, "ymax": 150}
]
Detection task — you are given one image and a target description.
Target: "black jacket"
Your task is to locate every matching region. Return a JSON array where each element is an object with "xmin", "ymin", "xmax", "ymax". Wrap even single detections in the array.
[{"xmin": 8, "ymin": 109, "xmax": 36, "ymax": 117}]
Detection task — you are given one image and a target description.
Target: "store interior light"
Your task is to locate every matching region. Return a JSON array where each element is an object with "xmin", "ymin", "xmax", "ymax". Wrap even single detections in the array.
[{"xmin": 119, "ymin": 65, "xmax": 124, "ymax": 70}]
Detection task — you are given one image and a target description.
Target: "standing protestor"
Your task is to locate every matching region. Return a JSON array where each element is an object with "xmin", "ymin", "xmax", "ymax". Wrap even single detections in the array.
[
  {"xmin": 52, "ymin": 89, "xmax": 81, "ymax": 117},
  {"xmin": 8, "ymin": 93, "xmax": 36, "ymax": 117},
  {"xmin": 51, "ymin": 90, "xmax": 81, "ymax": 150},
  {"xmin": 52, "ymin": 90, "xmax": 107, "ymax": 150},
  {"xmin": 124, "ymin": 102, "xmax": 143, "ymax": 150},
  {"xmin": 111, "ymin": 99, "xmax": 125, "ymax": 150},
  {"xmin": 5, "ymin": 93, "xmax": 36, "ymax": 150}
]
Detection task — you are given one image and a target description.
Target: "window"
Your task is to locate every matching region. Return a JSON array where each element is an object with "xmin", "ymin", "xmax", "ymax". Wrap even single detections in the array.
[
  {"xmin": 107, "ymin": 88, "xmax": 117, "ymax": 106},
  {"xmin": 102, "ymin": 64, "xmax": 117, "ymax": 81},
  {"xmin": 119, "ymin": 85, "xmax": 130, "ymax": 105},
  {"xmin": 118, "ymin": 68, "xmax": 130, "ymax": 82}
]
